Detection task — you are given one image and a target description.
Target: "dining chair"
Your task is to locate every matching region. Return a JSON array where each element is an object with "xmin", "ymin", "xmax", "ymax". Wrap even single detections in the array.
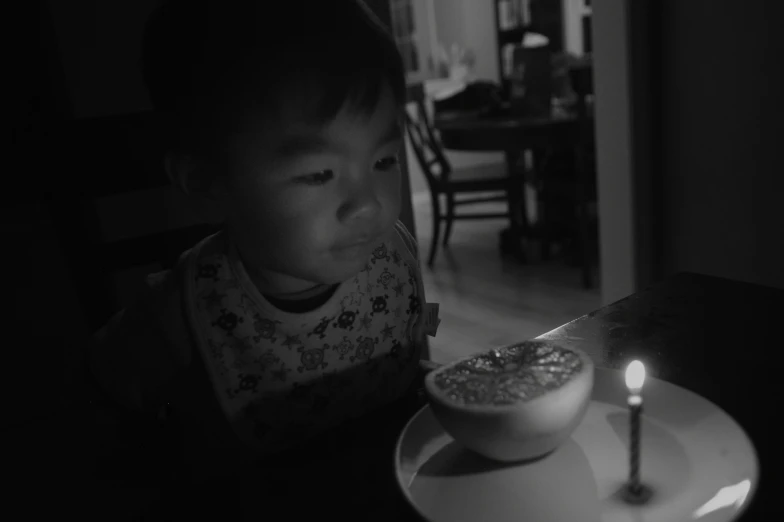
[
  {"xmin": 17, "ymin": 110, "xmax": 215, "ymax": 499},
  {"xmin": 36, "ymin": 111, "xmax": 214, "ymax": 418},
  {"xmin": 36, "ymin": 111, "xmax": 215, "ymax": 334},
  {"xmin": 404, "ymin": 90, "xmax": 516, "ymax": 267}
]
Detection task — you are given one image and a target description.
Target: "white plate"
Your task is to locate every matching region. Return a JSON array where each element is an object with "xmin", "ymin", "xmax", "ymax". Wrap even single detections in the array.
[{"xmin": 395, "ymin": 367, "xmax": 758, "ymax": 522}]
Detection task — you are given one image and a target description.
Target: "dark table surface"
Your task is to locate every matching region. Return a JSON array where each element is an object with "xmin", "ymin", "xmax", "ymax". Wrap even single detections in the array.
[{"xmin": 433, "ymin": 106, "xmax": 580, "ymax": 152}]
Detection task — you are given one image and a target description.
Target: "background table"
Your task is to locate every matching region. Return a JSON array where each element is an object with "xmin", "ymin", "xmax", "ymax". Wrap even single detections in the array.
[
  {"xmin": 434, "ymin": 108, "xmax": 584, "ymax": 260},
  {"xmin": 434, "ymin": 108, "xmax": 579, "ymax": 153}
]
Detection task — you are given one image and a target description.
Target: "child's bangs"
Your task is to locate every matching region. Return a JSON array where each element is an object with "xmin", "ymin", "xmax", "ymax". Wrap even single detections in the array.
[{"xmin": 271, "ymin": 67, "xmax": 395, "ymax": 129}]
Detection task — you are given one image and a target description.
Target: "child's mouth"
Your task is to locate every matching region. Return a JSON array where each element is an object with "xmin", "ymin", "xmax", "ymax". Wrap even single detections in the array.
[{"xmin": 337, "ymin": 233, "xmax": 380, "ymax": 251}]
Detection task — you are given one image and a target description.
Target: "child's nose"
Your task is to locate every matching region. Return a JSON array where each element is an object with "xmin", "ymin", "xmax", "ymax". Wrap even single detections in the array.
[{"xmin": 338, "ymin": 180, "xmax": 382, "ymax": 222}]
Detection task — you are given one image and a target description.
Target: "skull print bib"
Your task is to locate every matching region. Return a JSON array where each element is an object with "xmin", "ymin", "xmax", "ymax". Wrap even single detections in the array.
[{"xmin": 181, "ymin": 222, "xmax": 425, "ymax": 455}]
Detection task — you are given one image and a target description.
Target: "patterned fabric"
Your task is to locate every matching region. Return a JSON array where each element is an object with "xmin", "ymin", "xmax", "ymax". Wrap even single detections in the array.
[{"xmin": 180, "ymin": 222, "xmax": 425, "ymax": 455}]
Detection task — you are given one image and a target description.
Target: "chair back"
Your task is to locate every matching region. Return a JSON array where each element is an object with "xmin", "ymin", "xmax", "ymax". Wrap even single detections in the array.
[
  {"xmin": 33, "ymin": 111, "xmax": 215, "ymax": 332},
  {"xmin": 403, "ymin": 88, "xmax": 452, "ymax": 192}
]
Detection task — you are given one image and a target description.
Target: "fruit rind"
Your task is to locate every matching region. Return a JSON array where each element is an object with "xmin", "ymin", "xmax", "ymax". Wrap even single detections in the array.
[{"xmin": 424, "ymin": 340, "xmax": 595, "ymax": 462}]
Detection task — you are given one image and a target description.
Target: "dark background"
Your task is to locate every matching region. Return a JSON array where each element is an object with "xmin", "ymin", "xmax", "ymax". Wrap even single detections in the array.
[{"xmin": 8, "ymin": 0, "xmax": 784, "ymax": 512}]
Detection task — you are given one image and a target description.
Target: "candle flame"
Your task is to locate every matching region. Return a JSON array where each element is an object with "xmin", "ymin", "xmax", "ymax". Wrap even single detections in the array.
[{"xmin": 625, "ymin": 360, "xmax": 646, "ymax": 392}]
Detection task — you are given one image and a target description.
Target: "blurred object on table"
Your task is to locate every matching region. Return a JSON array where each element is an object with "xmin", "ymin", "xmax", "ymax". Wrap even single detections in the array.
[
  {"xmin": 510, "ymin": 32, "xmax": 551, "ymax": 118},
  {"xmin": 431, "ymin": 80, "xmax": 505, "ymax": 117}
]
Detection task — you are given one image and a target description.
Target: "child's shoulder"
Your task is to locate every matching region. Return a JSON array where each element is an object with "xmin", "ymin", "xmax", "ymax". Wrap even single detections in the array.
[{"xmin": 95, "ymin": 250, "xmax": 195, "ymax": 370}]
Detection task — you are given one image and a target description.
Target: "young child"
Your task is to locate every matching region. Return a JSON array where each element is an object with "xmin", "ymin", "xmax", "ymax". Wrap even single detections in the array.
[{"xmin": 88, "ymin": 0, "xmax": 436, "ymax": 513}]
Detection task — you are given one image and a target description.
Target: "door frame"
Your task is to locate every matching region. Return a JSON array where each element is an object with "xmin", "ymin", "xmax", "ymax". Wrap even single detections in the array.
[{"xmin": 592, "ymin": 0, "xmax": 659, "ymax": 304}]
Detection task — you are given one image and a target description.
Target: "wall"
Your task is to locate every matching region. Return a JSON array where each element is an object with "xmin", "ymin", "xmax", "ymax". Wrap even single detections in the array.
[
  {"xmin": 561, "ymin": 0, "xmax": 590, "ymax": 56},
  {"xmin": 657, "ymin": 0, "xmax": 784, "ymax": 289},
  {"xmin": 591, "ymin": 0, "xmax": 638, "ymax": 305},
  {"xmin": 431, "ymin": 0, "xmax": 464, "ymax": 65},
  {"xmin": 47, "ymin": 0, "xmax": 157, "ymax": 118},
  {"xmin": 10, "ymin": 1, "xmax": 90, "ymax": 422},
  {"xmin": 461, "ymin": 0, "xmax": 500, "ymax": 82},
  {"xmin": 592, "ymin": 0, "xmax": 784, "ymax": 306},
  {"xmin": 431, "ymin": 0, "xmax": 499, "ymax": 82}
]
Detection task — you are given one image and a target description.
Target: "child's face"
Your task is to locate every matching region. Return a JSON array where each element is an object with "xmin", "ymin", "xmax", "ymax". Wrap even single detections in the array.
[{"xmin": 216, "ymin": 86, "xmax": 403, "ymax": 295}]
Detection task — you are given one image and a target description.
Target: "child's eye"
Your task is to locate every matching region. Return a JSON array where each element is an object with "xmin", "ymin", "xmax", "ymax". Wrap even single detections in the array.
[
  {"xmin": 296, "ymin": 170, "xmax": 334, "ymax": 186},
  {"xmin": 375, "ymin": 155, "xmax": 399, "ymax": 172}
]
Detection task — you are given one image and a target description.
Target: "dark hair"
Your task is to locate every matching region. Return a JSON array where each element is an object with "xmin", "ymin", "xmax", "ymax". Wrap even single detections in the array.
[{"xmin": 142, "ymin": 0, "xmax": 406, "ymax": 159}]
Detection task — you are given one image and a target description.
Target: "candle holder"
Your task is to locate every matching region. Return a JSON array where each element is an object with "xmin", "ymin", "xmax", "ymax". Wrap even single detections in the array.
[{"xmin": 622, "ymin": 482, "xmax": 654, "ymax": 505}]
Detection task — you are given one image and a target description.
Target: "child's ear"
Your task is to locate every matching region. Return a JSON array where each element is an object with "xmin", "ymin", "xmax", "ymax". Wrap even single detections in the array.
[
  {"xmin": 164, "ymin": 151, "xmax": 226, "ymax": 223},
  {"xmin": 165, "ymin": 151, "xmax": 210, "ymax": 196}
]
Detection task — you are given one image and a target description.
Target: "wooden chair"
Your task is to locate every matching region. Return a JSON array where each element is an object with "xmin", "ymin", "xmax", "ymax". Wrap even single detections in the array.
[
  {"xmin": 12, "ymin": 111, "xmax": 216, "ymax": 500},
  {"xmin": 33, "ymin": 111, "xmax": 215, "ymax": 333},
  {"xmin": 404, "ymin": 88, "xmax": 516, "ymax": 267}
]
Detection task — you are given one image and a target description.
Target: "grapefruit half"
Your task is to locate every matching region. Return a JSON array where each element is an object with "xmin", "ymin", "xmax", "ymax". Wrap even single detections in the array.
[{"xmin": 424, "ymin": 339, "xmax": 594, "ymax": 462}]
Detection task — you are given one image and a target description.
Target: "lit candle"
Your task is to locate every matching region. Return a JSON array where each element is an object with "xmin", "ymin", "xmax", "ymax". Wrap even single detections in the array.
[{"xmin": 625, "ymin": 361, "xmax": 645, "ymax": 496}]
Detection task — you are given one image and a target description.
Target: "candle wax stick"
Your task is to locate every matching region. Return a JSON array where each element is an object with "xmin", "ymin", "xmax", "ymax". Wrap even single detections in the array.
[{"xmin": 628, "ymin": 394, "xmax": 642, "ymax": 494}]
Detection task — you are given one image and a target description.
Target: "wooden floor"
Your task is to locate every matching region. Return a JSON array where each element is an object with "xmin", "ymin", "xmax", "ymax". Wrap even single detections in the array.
[{"xmin": 411, "ymin": 195, "xmax": 601, "ymax": 365}]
